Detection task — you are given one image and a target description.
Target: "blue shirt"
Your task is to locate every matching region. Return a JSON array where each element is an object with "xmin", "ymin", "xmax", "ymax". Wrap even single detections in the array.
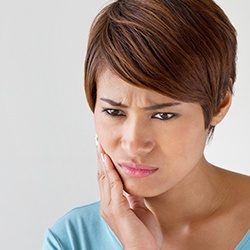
[
  {"xmin": 236, "ymin": 229, "xmax": 250, "ymax": 250},
  {"xmin": 42, "ymin": 202, "xmax": 250, "ymax": 250},
  {"xmin": 42, "ymin": 202, "xmax": 122, "ymax": 250}
]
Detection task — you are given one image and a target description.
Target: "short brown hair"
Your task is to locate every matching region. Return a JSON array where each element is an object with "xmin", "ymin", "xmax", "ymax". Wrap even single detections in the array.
[{"xmin": 84, "ymin": 0, "xmax": 237, "ymax": 136}]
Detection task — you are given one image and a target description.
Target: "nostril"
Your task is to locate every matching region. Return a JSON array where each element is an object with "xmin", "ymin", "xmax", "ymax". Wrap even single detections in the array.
[
  {"xmin": 121, "ymin": 137, "xmax": 155, "ymax": 156},
  {"xmin": 121, "ymin": 120, "xmax": 155, "ymax": 155}
]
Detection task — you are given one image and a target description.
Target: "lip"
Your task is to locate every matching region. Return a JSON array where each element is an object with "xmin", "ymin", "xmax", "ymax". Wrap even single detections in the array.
[{"xmin": 119, "ymin": 162, "xmax": 158, "ymax": 178}]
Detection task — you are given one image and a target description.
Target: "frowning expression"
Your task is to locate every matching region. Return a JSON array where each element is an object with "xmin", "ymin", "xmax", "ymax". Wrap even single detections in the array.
[{"xmin": 94, "ymin": 68, "xmax": 209, "ymax": 197}]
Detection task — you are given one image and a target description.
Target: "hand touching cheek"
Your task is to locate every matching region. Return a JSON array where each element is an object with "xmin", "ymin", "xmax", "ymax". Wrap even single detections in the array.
[{"xmin": 96, "ymin": 139, "xmax": 163, "ymax": 250}]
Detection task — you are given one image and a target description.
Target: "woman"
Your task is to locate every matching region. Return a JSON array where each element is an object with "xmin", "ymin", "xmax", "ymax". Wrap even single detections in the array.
[{"xmin": 43, "ymin": 0, "xmax": 250, "ymax": 249}]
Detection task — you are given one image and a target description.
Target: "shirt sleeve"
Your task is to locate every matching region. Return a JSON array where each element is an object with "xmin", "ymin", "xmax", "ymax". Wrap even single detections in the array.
[{"xmin": 42, "ymin": 229, "xmax": 64, "ymax": 250}]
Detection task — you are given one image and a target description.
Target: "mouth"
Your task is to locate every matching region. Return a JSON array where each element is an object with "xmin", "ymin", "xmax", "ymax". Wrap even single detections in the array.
[{"xmin": 118, "ymin": 162, "xmax": 158, "ymax": 178}]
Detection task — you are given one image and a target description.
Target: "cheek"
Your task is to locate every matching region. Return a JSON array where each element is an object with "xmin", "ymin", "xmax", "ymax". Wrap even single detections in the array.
[
  {"xmin": 94, "ymin": 115, "xmax": 120, "ymax": 154},
  {"xmin": 163, "ymin": 121, "xmax": 207, "ymax": 157}
]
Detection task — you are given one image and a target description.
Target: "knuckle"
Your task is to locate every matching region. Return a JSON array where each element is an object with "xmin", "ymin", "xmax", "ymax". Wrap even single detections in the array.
[
  {"xmin": 109, "ymin": 177, "xmax": 119, "ymax": 189},
  {"xmin": 97, "ymin": 171, "xmax": 106, "ymax": 182}
]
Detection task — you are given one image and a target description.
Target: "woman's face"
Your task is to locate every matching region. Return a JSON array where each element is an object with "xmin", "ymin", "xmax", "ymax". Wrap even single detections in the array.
[{"xmin": 94, "ymin": 68, "xmax": 209, "ymax": 197}]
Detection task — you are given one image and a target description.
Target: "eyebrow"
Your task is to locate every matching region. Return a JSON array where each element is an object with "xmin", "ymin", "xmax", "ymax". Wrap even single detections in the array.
[{"xmin": 100, "ymin": 98, "xmax": 181, "ymax": 110}]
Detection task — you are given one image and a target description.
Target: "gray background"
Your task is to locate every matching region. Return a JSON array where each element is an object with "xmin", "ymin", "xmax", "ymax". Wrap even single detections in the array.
[{"xmin": 0, "ymin": 0, "xmax": 249, "ymax": 249}]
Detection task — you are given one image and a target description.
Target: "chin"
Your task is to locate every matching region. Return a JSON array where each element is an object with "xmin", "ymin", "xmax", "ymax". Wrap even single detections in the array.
[{"xmin": 123, "ymin": 179, "xmax": 160, "ymax": 198}]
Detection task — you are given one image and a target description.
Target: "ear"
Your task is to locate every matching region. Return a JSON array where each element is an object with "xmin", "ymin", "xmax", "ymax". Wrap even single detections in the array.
[{"xmin": 210, "ymin": 90, "xmax": 232, "ymax": 127}]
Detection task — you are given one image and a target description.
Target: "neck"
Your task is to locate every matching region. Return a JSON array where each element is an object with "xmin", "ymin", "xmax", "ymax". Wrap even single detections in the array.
[{"xmin": 144, "ymin": 157, "xmax": 229, "ymax": 232}]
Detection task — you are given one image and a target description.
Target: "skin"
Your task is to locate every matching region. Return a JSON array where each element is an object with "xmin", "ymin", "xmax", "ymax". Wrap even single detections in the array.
[{"xmin": 94, "ymin": 68, "xmax": 250, "ymax": 249}]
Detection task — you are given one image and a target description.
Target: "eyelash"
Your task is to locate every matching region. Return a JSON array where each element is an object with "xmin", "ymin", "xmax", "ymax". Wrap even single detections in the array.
[
  {"xmin": 152, "ymin": 112, "xmax": 177, "ymax": 120},
  {"xmin": 102, "ymin": 108, "xmax": 125, "ymax": 117},
  {"xmin": 102, "ymin": 108, "xmax": 178, "ymax": 121}
]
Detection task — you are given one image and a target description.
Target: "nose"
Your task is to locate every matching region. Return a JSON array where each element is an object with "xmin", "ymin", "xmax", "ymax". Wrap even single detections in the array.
[{"xmin": 121, "ymin": 117, "xmax": 155, "ymax": 157}]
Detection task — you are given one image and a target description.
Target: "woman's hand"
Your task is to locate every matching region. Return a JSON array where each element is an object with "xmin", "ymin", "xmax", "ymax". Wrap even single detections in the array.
[{"xmin": 97, "ymin": 141, "xmax": 163, "ymax": 250}]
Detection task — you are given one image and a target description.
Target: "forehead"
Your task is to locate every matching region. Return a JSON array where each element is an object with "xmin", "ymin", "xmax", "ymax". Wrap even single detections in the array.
[
  {"xmin": 95, "ymin": 68, "xmax": 205, "ymax": 120},
  {"xmin": 96, "ymin": 68, "xmax": 178, "ymax": 104}
]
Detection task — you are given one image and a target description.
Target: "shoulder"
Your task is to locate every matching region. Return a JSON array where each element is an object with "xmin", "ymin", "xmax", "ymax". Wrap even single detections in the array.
[
  {"xmin": 235, "ymin": 229, "xmax": 250, "ymax": 250},
  {"xmin": 217, "ymin": 167, "xmax": 250, "ymax": 202},
  {"xmin": 223, "ymin": 170, "xmax": 250, "ymax": 239},
  {"xmin": 197, "ymin": 169, "xmax": 250, "ymax": 248},
  {"xmin": 233, "ymin": 173, "xmax": 250, "ymax": 219},
  {"xmin": 56, "ymin": 201, "xmax": 102, "ymax": 224},
  {"xmin": 49, "ymin": 201, "xmax": 102, "ymax": 232},
  {"xmin": 220, "ymin": 169, "xmax": 250, "ymax": 215},
  {"xmin": 42, "ymin": 201, "xmax": 122, "ymax": 250},
  {"xmin": 227, "ymin": 171, "xmax": 250, "ymax": 205}
]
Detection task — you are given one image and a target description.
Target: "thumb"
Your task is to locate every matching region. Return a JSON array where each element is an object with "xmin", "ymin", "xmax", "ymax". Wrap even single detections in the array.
[{"xmin": 124, "ymin": 192, "xmax": 163, "ymax": 248}]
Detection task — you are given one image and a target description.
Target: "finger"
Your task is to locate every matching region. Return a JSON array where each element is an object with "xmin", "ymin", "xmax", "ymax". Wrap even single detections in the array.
[
  {"xmin": 96, "ymin": 141, "xmax": 111, "ymax": 206},
  {"xmin": 125, "ymin": 192, "xmax": 147, "ymax": 210},
  {"xmin": 96, "ymin": 139, "xmax": 104, "ymax": 181},
  {"xmin": 95, "ymin": 138, "xmax": 124, "ymax": 201},
  {"xmin": 125, "ymin": 193, "xmax": 163, "ymax": 245},
  {"xmin": 102, "ymin": 153, "xmax": 125, "ymax": 203},
  {"xmin": 95, "ymin": 140, "xmax": 129, "ymax": 211}
]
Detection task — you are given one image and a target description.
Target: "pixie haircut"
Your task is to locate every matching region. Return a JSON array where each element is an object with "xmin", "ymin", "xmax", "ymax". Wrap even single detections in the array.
[{"xmin": 84, "ymin": 0, "xmax": 237, "ymax": 136}]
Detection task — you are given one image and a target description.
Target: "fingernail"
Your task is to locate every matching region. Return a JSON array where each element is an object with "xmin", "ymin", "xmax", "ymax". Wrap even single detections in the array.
[
  {"xmin": 101, "ymin": 153, "xmax": 105, "ymax": 163},
  {"xmin": 95, "ymin": 135, "xmax": 99, "ymax": 146}
]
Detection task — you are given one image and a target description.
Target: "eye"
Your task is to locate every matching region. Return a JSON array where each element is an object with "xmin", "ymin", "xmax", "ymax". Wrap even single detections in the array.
[
  {"xmin": 102, "ymin": 108, "xmax": 125, "ymax": 117},
  {"xmin": 152, "ymin": 112, "xmax": 177, "ymax": 120}
]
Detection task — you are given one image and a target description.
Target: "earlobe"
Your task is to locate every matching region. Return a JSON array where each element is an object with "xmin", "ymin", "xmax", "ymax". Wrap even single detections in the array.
[{"xmin": 210, "ymin": 90, "xmax": 232, "ymax": 126}]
